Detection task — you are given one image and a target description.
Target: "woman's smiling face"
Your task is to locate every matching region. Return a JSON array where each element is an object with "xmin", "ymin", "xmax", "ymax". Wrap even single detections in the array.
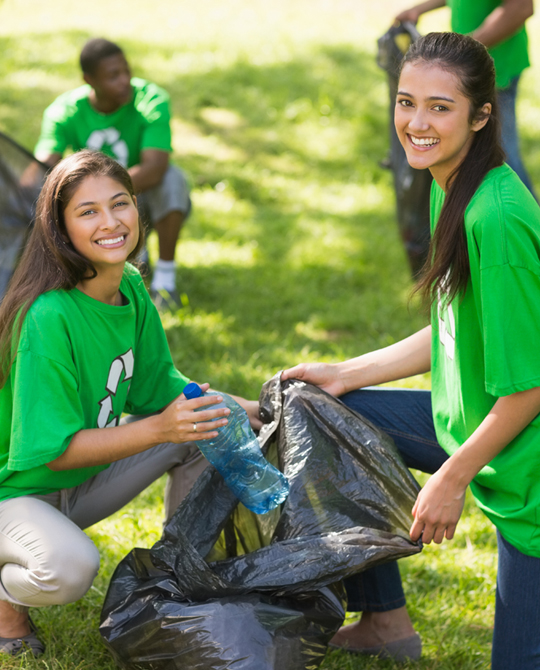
[
  {"xmin": 63, "ymin": 175, "xmax": 139, "ymax": 273},
  {"xmin": 395, "ymin": 61, "xmax": 490, "ymax": 190}
]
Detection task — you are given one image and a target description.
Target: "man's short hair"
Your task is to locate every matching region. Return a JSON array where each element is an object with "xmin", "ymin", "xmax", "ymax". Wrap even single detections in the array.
[{"xmin": 80, "ymin": 38, "xmax": 124, "ymax": 75}]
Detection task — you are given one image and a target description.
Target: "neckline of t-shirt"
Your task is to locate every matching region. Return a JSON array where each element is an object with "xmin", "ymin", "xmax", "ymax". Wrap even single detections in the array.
[
  {"xmin": 71, "ymin": 285, "xmax": 133, "ymax": 314},
  {"xmin": 84, "ymin": 94, "xmax": 130, "ymax": 118}
]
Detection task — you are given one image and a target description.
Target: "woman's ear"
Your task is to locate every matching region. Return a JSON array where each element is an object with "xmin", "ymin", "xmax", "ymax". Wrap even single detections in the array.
[{"xmin": 472, "ymin": 102, "xmax": 492, "ymax": 133}]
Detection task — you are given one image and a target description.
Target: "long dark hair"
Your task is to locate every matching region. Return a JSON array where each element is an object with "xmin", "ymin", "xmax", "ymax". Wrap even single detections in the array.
[
  {"xmin": 0, "ymin": 150, "xmax": 144, "ymax": 386},
  {"xmin": 402, "ymin": 32, "xmax": 505, "ymax": 304}
]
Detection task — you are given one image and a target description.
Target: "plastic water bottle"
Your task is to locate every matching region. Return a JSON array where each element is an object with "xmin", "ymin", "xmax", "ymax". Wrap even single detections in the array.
[{"xmin": 183, "ymin": 382, "xmax": 289, "ymax": 514}]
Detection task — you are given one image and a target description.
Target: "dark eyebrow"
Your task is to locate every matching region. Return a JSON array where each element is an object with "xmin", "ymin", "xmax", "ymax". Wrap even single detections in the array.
[
  {"xmin": 427, "ymin": 95, "xmax": 455, "ymax": 103},
  {"xmin": 73, "ymin": 192, "xmax": 129, "ymax": 210},
  {"xmin": 397, "ymin": 90, "xmax": 455, "ymax": 103}
]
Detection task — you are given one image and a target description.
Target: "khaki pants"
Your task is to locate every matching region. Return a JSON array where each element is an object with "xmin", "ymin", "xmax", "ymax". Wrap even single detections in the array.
[{"xmin": 0, "ymin": 441, "xmax": 207, "ymax": 610}]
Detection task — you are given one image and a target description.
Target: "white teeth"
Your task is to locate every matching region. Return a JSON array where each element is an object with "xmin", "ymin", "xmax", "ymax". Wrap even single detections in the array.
[
  {"xmin": 410, "ymin": 136, "xmax": 440, "ymax": 147},
  {"xmin": 96, "ymin": 235, "xmax": 125, "ymax": 246}
]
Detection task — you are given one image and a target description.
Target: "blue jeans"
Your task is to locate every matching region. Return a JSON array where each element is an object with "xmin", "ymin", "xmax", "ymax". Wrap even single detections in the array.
[
  {"xmin": 340, "ymin": 387, "xmax": 540, "ymax": 669},
  {"xmin": 498, "ymin": 76, "xmax": 536, "ymax": 198},
  {"xmin": 340, "ymin": 388, "xmax": 446, "ymax": 613},
  {"xmin": 493, "ymin": 531, "xmax": 540, "ymax": 669}
]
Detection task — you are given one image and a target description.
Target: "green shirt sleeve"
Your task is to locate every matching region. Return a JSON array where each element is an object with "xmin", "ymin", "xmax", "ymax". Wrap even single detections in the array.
[
  {"xmin": 479, "ymin": 264, "xmax": 540, "ymax": 396},
  {"xmin": 8, "ymin": 351, "xmax": 84, "ymax": 471},
  {"xmin": 133, "ymin": 82, "xmax": 172, "ymax": 154},
  {"xmin": 34, "ymin": 100, "xmax": 71, "ymax": 156},
  {"xmin": 448, "ymin": 0, "xmax": 530, "ymax": 89},
  {"xmin": 468, "ymin": 173, "xmax": 540, "ymax": 396}
]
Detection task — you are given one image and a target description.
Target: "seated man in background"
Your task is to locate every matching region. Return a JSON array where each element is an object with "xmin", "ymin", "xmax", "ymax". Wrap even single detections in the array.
[{"xmin": 35, "ymin": 37, "xmax": 189, "ymax": 309}]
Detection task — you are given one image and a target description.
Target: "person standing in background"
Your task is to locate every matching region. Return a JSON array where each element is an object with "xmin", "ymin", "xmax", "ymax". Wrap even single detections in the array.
[{"xmin": 394, "ymin": 0, "xmax": 535, "ymax": 196}]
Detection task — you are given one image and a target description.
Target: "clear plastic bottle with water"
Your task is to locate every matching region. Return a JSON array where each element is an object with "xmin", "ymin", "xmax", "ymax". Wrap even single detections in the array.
[{"xmin": 183, "ymin": 382, "xmax": 289, "ymax": 514}]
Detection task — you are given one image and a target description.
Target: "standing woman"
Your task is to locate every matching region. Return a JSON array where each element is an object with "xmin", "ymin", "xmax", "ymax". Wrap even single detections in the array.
[
  {"xmin": 0, "ymin": 150, "xmax": 259, "ymax": 657},
  {"xmin": 284, "ymin": 32, "xmax": 540, "ymax": 668}
]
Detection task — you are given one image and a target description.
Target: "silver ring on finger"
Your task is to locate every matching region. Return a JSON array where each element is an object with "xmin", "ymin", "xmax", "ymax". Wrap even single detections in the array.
[{"xmin": 193, "ymin": 423, "xmax": 197, "ymax": 432}]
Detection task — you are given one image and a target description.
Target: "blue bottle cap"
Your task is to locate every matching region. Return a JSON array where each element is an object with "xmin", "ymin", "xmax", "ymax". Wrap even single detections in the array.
[{"xmin": 183, "ymin": 382, "xmax": 203, "ymax": 399}]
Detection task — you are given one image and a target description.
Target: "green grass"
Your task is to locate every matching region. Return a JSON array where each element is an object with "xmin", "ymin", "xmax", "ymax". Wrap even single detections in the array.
[{"xmin": 1, "ymin": 0, "xmax": 540, "ymax": 667}]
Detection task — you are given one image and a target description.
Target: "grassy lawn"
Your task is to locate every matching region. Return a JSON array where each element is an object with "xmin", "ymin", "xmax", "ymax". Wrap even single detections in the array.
[{"xmin": 1, "ymin": 0, "xmax": 540, "ymax": 667}]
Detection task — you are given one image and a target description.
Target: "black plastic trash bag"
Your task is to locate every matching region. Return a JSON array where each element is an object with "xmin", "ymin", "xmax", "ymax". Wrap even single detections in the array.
[
  {"xmin": 377, "ymin": 22, "xmax": 433, "ymax": 276},
  {"xmin": 100, "ymin": 375, "xmax": 422, "ymax": 670},
  {"xmin": 0, "ymin": 133, "xmax": 47, "ymax": 299}
]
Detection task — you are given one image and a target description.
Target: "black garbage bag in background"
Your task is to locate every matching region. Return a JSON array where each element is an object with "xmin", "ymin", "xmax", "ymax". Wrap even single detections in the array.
[
  {"xmin": 377, "ymin": 22, "xmax": 432, "ymax": 276},
  {"xmin": 0, "ymin": 133, "xmax": 47, "ymax": 300},
  {"xmin": 100, "ymin": 375, "xmax": 422, "ymax": 670}
]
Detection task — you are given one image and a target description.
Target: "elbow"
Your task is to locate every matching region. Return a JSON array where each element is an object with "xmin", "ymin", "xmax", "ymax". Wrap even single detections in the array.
[
  {"xmin": 46, "ymin": 456, "xmax": 67, "ymax": 471},
  {"xmin": 147, "ymin": 165, "xmax": 168, "ymax": 188},
  {"xmin": 146, "ymin": 173, "xmax": 165, "ymax": 190},
  {"xmin": 36, "ymin": 152, "xmax": 62, "ymax": 169},
  {"xmin": 520, "ymin": 1, "xmax": 534, "ymax": 21}
]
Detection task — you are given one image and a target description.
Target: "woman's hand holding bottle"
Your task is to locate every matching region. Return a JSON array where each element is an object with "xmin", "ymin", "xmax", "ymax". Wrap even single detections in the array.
[{"xmin": 157, "ymin": 383, "xmax": 230, "ymax": 443}]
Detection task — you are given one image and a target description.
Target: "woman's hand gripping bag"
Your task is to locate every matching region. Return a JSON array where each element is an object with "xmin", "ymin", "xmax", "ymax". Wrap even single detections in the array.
[{"xmin": 99, "ymin": 374, "xmax": 422, "ymax": 670}]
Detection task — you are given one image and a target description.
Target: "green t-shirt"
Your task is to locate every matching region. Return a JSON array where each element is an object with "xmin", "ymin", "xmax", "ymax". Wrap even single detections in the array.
[
  {"xmin": 0, "ymin": 264, "xmax": 189, "ymax": 501},
  {"xmin": 34, "ymin": 78, "xmax": 172, "ymax": 168},
  {"xmin": 448, "ymin": 0, "xmax": 530, "ymax": 89},
  {"xmin": 431, "ymin": 164, "xmax": 540, "ymax": 557}
]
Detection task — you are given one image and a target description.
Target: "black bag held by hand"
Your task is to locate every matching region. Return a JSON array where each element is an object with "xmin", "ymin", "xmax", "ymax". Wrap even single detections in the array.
[{"xmin": 100, "ymin": 375, "xmax": 421, "ymax": 670}]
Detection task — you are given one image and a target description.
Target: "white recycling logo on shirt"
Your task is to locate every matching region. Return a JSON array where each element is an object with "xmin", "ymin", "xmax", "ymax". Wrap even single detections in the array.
[
  {"xmin": 437, "ymin": 289, "xmax": 455, "ymax": 361},
  {"xmin": 86, "ymin": 127, "xmax": 129, "ymax": 167},
  {"xmin": 97, "ymin": 349, "xmax": 134, "ymax": 428}
]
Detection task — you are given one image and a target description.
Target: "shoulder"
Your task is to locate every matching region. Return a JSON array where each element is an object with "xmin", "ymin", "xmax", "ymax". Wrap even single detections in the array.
[
  {"xmin": 18, "ymin": 290, "xmax": 75, "ymax": 356},
  {"xmin": 43, "ymin": 85, "xmax": 92, "ymax": 120},
  {"xmin": 429, "ymin": 179, "xmax": 445, "ymax": 230},
  {"xmin": 120, "ymin": 263, "xmax": 167, "ymax": 337},
  {"xmin": 25, "ymin": 290, "xmax": 72, "ymax": 322},
  {"xmin": 121, "ymin": 263, "xmax": 153, "ymax": 310},
  {"xmin": 23, "ymin": 290, "xmax": 75, "ymax": 325},
  {"xmin": 131, "ymin": 78, "xmax": 170, "ymax": 111},
  {"xmin": 131, "ymin": 77, "xmax": 169, "ymax": 100},
  {"xmin": 467, "ymin": 165, "xmax": 534, "ymax": 219},
  {"xmin": 466, "ymin": 165, "xmax": 540, "ymax": 269},
  {"xmin": 123, "ymin": 261, "xmax": 144, "ymax": 288},
  {"xmin": 123, "ymin": 261, "xmax": 145, "ymax": 286}
]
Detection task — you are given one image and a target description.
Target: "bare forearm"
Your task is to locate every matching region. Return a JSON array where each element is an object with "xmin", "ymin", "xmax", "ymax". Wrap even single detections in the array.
[
  {"xmin": 394, "ymin": 0, "xmax": 445, "ymax": 24},
  {"xmin": 472, "ymin": 0, "xmax": 533, "ymax": 48},
  {"xmin": 34, "ymin": 152, "xmax": 62, "ymax": 169},
  {"xmin": 336, "ymin": 325, "xmax": 431, "ymax": 393},
  {"xmin": 412, "ymin": 0, "xmax": 446, "ymax": 14},
  {"xmin": 440, "ymin": 386, "xmax": 540, "ymax": 489},
  {"xmin": 128, "ymin": 164, "xmax": 163, "ymax": 192},
  {"xmin": 47, "ymin": 388, "xmax": 231, "ymax": 471},
  {"xmin": 410, "ymin": 385, "xmax": 540, "ymax": 543},
  {"xmin": 128, "ymin": 149, "xmax": 169, "ymax": 192},
  {"xmin": 48, "ymin": 414, "xmax": 164, "ymax": 470}
]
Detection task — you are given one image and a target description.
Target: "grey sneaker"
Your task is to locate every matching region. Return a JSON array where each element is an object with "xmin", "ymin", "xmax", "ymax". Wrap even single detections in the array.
[
  {"xmin": 0, "ymin": 617, "xmax": 45, "ymax": 657},
  {"xmin": 150, "ymin": 287, "xmax": 183, "ymax": 312}
]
